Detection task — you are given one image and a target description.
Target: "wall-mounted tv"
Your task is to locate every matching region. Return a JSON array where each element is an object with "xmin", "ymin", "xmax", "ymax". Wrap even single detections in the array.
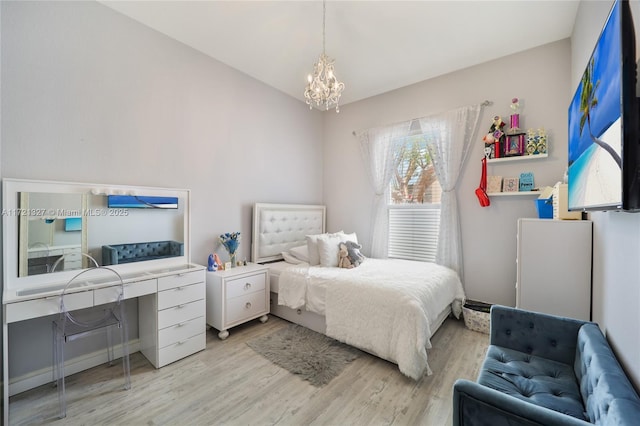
[
  {"xmin": 568, "ymin": 0, "xmax": 640, "ymax": 212},
  {"xmin": 107, "ymin": 195, "xmax": 178, "ymax": 209}
]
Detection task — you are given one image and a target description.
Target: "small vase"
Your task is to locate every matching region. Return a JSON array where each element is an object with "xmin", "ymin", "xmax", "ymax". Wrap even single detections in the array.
[{"xmin": 229, "ymin": 252, "xmax": 236, "ymax": 268}]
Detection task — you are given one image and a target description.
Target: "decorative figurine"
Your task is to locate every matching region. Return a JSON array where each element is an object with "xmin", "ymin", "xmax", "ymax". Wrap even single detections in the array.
[
  {"xmin": 526, "ymin": 128, "xmax": 537, "ymax": 155},
  {"xmin": 483, "ymin": 115, "xmax": 506, "ymax": 159},
  {"xmin": 214, "ymin": 253, "xmax": 223, "ymax": 271},
  {"xmin": 207, "ymin": 254, "xmax": 218, "ymax": 272},
  {"xmin": 536, "ymin": 128, "xmax": 547, "ymax": 154}
]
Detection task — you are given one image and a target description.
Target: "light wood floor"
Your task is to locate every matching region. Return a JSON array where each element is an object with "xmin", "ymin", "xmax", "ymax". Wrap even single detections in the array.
[{"xmin": 7, "ymin": 315, "xmax": 489, "ymax": 426}]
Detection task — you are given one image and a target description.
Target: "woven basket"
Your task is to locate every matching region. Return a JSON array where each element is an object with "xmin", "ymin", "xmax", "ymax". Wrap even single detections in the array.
[{"xmin": 462, "ymin": 301, "xmax": 491, "ymax": 334}]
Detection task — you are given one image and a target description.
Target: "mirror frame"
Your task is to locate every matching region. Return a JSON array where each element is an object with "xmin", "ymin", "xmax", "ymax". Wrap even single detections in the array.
[{"xmin": 2, "ymin": 178, "xmax": 192, "ymax": 295}]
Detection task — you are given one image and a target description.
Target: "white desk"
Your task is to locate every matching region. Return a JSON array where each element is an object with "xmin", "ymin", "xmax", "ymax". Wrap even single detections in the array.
[{"xmin": 2, "ymin": 263, "xmax": 206, "ymax": 424}]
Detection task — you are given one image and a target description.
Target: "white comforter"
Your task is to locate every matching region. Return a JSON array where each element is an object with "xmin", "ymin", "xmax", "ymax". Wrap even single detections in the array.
[{"xmin": 277, "ymin": 259, "xmax": 465, "ymax": 379}]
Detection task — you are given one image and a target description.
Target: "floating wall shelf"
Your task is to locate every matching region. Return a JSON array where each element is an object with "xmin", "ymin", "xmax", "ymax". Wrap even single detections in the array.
[
  {"xmin": 487, "ymin": 153, "xmax": 548, "ymax": 164},
  {"xmin": 488, "ymin": 191, "xmax": 541, "ymax": 197}
]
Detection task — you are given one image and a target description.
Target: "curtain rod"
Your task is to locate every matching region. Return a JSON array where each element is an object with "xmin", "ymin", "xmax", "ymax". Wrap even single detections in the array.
[{"xmin": 351, "ymin": 100, "xmax": 493, "ymax": 136}]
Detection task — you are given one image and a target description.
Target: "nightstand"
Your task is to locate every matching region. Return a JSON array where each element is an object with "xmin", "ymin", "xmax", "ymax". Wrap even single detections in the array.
[{"xmin": 205, "ymin": 263, "xmax": 270, "ymax": 339}]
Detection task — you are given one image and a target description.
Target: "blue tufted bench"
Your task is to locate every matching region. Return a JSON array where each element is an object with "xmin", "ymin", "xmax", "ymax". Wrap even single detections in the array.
[
  {"xmin": 102, "ymin": 241, "xmax": 183, "ymax": 265},
  {"xmin": 453, "ymin": 305, "xmax": 640, "ymax": 425}
]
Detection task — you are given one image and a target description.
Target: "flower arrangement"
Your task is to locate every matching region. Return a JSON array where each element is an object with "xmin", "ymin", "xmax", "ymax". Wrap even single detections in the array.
[{"xmin": 219, "ymin": 232, "xmax": 240, "ymax": 265}]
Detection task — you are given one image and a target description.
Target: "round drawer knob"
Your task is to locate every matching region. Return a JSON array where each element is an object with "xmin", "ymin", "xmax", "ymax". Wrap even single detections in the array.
[
  {"xmin": 244, "ymin": 283, "xmax": 252, "ymax": 290},
  {"xmin": 245, "ymin": 302, "xmax": 252, "ymax": 309}
]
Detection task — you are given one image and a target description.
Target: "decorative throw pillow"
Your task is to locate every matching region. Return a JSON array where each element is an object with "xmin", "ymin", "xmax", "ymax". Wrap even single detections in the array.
[
  {"xmin": 317, "ymin": 234, "xmax": 347, "ymax": 267},
  {"xmin": 306, "ymin": 231, "xmax": 342, "ymax": 266}
]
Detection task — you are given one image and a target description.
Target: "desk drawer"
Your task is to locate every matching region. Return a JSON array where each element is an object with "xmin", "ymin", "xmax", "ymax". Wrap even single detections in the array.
[
  {"xmin": 6, "ymin": 291, "xmax": 94, "ymax": 323},
  {"xmin": 158, "ymin": 332, "xmax": 205, "ymax": 367},
  {"xmin": 158, "ymin": 282, "xmax": 204, "ymax": 310},
  {"xmin": 226, "ymin": 292, "xmax": 267, "ymax": 325},
  {"xmin": 158, "ymin": 271, "xmax": 204, "ymax": 291},
  {"xmin": 158, "ymin": 316, "xmax": 205, "ymax": 348},
  {"xmin": 158, "ymin": 299, "xmax": 205, "ymax": 329},
  {"xmin": 94, "ymin": 279, "xmax": 157, "ymax": 305},
  {"xmin": 226, "ymin": 273, "xmax": 266, "ymax": 299}
]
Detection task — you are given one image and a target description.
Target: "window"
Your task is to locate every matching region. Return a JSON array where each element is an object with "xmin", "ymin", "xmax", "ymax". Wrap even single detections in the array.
[{"xmin": 388, "ymin": 130, "xmax": 441, "ymax": 262}]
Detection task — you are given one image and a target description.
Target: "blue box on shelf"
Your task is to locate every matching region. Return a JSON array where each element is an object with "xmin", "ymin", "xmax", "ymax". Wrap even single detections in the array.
[{"xmin": 535, "ymin": 197, "xmax": 553, "ymax": 219}]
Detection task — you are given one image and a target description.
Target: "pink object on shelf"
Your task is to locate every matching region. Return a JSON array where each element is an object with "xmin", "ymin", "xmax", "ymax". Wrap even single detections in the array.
[{"xmin": 510, "ymin": 113, "xmax": 520, "ymax": 130}]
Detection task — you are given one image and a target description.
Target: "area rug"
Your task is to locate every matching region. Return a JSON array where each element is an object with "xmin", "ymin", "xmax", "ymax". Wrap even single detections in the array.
[{"xmin": 246, "ymin": 324, "xmax": 361, "ymax": 387}]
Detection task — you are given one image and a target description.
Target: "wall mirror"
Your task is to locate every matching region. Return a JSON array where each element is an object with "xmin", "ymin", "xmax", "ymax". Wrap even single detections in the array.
[
  {"xmin": 3, "ymin": 178, "xmax": 191, "ymax": 295},
  {"xmin": 19, "ymin": 192, "xmax": 88, "ymax": 276}
]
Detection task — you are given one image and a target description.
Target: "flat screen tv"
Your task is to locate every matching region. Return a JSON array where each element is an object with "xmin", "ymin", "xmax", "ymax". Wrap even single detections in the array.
[
  {"xmin": 107, "ymin": 195, "xmax": 178, "ymax": 209},
  {"xmin": 568, "ymin": 0, "xmax": 640, "ymax": 211}
]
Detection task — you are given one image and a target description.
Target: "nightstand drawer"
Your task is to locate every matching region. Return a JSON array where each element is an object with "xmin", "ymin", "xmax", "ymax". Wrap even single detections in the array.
[
  {"xmin": 158, "ymin": 299, "xmax": 205, "ymax": 329},
  {"xmin": 226, "ymin": 292, "xmax": 267, "ymax": 324},
  {"xmin": 226, "ymin": 273, "xmax": 266, "ymax": 299},
  {"xmin": 158, "ymin": 332, "xmax": 206, "ymax": 366},
  {"xmin": 158, "ymin": 282, "xmax": 204, "ymax": 310},
  {"xmin": 158, "ymin": 271, "xmax": 203, "ymax": 291},
  {"xmin": 158, "ymin": 316, "xmax": 206, "ymax": 348}
]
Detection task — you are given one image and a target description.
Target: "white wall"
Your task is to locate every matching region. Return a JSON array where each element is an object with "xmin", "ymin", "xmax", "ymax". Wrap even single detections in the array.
[
  {"xmin": 572, "ymin": 0, "xmax": 640, "ymax": 390},
  {"xmin": 1, "ymin": 1, "xmax": 323, "ymax": 380},
  {"xmin": 323, "ymin": 40, "xmax": 571, "ymax": 307}
]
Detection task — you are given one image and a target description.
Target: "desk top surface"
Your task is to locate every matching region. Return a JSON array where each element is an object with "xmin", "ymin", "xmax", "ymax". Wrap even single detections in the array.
[{"xmin": 3, "ymin": 263, "xmax": 205, "ymax": 304}]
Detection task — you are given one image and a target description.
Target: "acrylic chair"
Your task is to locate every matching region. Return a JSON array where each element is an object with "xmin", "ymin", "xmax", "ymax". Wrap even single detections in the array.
[{"xmin": 51, "ymin": 254, "xmax": 131, "ymax": 418}]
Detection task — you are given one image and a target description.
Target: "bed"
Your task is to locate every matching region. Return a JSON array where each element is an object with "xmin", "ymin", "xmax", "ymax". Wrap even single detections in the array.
[{"xmin": 251, "ymin": 203, "xmax": 465, "ymax": 380}]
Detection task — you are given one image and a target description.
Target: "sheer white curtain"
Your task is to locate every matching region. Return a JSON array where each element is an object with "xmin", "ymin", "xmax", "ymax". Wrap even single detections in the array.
[
  {"xmin": 356, "ymin": 122, "xmax": 412, "ymax": 258},
  {"xmin": 419, "ymin": 104, "xmax": 483, "ymax": 281}
]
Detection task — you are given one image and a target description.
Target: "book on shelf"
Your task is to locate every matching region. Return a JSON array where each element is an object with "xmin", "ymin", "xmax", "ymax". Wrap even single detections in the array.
[
  {"xmin": 503, "ymin": 177, "xmax": 520, "ymax": 192},
  {"xmin": 487, "ymin": 176, "xmax": 503, "ymax": 193}
]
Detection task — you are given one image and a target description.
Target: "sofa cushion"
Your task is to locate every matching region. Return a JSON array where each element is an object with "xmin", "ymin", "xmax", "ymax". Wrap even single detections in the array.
[
  {"xmin": 575, "ymin": 323, "xmax": 640, "ymax": 424},
  {"xmin": 478, "ymin": 345, "xmax": 586, "ymax": 420}
]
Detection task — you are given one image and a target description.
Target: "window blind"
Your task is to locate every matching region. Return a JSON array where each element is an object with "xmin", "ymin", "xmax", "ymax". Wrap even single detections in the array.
[{"xmin": 388, "ymin": 207, "xmax": 440, "ymax": 262}]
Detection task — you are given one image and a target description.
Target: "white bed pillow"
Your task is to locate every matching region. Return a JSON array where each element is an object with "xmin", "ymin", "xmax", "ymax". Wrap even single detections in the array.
[
  {"xmin": 306, "ymin": 231, "xmax": 342, "ymax": 266},
  {"xmin": 288, "ymin": 245, "xmax": 309, "ymax": 263},
  {"xmin": 281, "ymin": 251, "xmax": 305, "ymax": 264},
  {"xmin": 316, "ymin": 232, "xmax": 359, "ymax": 267},
  {"xmin": 342, "ymin": 232, "xmax": 358, "ymax": 244},
  {"xmin": 317, "ymin": 234, "xmax": 346, "ymax": 267}
]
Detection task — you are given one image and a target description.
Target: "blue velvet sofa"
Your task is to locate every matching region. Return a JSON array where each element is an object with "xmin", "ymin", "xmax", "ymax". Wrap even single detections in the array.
[
  {"xmin": 453, "ymin": 305, "xmax": 640, "ymax": 425},
  {"xmin": 102, "ymin": 241, "xmax": 183, "ymax": 265}
]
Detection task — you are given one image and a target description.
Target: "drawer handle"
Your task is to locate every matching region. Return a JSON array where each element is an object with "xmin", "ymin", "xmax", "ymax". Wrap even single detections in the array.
[
  {"xmin": 244, "ymin": 283, "xmax": 251, "ymax": 290},
  {"xmin": 175, "ymin": 286, "xmax": 185, "ymax": 291},
  {"xmin": 176, "ymin": 273, "xmax": 186, "ymax": 277},
  {"xmin": 245, "ymin": 302, "xmax": 252, "ymax": 309},
  {"xmin": 176, "ymin": 304, "xmax": 185, "ymax": 309},
  {"xmin": 176, "ymin": 322, "xmax": 186, "ymax": 328}
]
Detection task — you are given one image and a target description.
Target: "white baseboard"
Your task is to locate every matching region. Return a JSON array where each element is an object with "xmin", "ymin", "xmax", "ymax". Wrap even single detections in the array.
[{"xmin": 9, "ymin": 339, "xmax": 140, "ymax": 397}]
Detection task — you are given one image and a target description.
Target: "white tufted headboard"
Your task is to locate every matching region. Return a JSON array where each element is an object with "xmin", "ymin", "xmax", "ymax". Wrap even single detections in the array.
[{"xmin": 251, "ymin": 203, "xmax": 326, "ymax": 263}]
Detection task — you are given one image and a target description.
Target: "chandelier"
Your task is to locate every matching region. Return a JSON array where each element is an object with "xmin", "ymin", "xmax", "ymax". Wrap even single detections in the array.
[{"xmin": 304, "ymin": 0, "xmax": 345, "ymax": 112}]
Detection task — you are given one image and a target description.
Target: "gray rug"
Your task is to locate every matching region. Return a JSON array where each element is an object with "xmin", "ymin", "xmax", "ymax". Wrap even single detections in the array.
[{"xmin": 247, "ymin": 324, "xmax": 361, "ymax": 386}]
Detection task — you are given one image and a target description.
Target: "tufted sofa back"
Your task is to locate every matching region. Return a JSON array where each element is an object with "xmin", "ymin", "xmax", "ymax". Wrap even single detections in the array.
[
  {"xmin": 490, "ymin": 306, "xmax": 585, "ymax": 366},
  {"xmin": 575, "ymin": 323, "xmax": 640, "ymax": 424},
  {"xmin": 102, "ymin": 241, "xmax": 183, "ymax": 265}
]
